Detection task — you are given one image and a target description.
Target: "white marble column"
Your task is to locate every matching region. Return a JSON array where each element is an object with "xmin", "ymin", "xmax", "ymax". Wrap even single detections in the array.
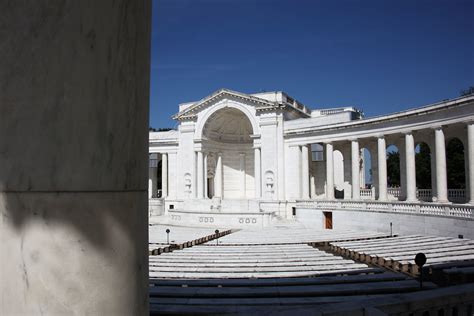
[
  {"xmin": 326, "ymin": 143, "xmax": 335, "ymax": 199},
  {"xmin": 254, "ymin": 147, "xmax": 261, "ymax": 198},
  {"xmin": 162, "ymin": 153, "xmax": 168, "ymax": 198},
  {"xmin": 405, "ymin": 132, "xmax": 417, "ymax": 201},
  {"xmin": 467, "ymin": 123, "xmax": 474, "ymax": 204},
  {"xmin": 197, "ymin": 151, "xmax": 204, "ymax": 198},
  {"xmin": 377, "ymin": 136, "xmax": 388, "ymax": 201},
  {"xmin": 240, "ymin": 153, "xmax": 246, "ymax": 198},
  {"xmin": 434, "ymin": 127, "xmax": 448, "ymax": 203},
  {"xmin": 351, "ymin": 140, "xmax": 360, "ymax": 200},
  {"xmin": 0, "ymin": 2, "xmax": 150, "ymax": 314},
  {"xmin": 215, "ymin": 153, "xmax": 223, "ymax": 198},
  {"xmin": 204, "ymin": 153, "xmax": 208, "ymax": 199},
  {"xmin": 301, "ymin": 145, "xmax": 310, "ymax": 199}
]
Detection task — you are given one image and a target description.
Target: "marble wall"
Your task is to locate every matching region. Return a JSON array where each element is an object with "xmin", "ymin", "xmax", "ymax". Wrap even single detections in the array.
[{"xmin": 0, "ymin": 1, "xmax": 151, "ymax": 315}]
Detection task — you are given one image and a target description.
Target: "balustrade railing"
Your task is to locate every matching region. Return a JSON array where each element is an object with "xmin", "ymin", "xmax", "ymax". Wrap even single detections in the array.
[
  {"xmin": 387, "ymin": 187, "xmax": 401, "ymax": 198},
  {"xmin": 296, "ymin": 199, "xmax": 473, "ymax": 219}
]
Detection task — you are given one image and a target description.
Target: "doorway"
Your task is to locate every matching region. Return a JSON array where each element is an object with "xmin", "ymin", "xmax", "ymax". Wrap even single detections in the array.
[{"xmin": 323, "ymin": 211, "xmax": 333, "ymax": 229}]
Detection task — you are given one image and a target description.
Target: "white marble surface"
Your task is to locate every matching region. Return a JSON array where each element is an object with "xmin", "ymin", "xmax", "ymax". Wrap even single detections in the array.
[{"xmin": 1, "ymin": 1, "xmax": 151, "ymax": 315}]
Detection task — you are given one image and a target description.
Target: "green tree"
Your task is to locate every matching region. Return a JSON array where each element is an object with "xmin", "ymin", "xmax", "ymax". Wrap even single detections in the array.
[
  {"xmin": 446, "ymin": 138, "xmax": 466, "ymax": 189},
  {"xmin": 386, "ymin": 151, "xmax": 400, "ymax": 187},
  {"xmin": 415, "ymin": 143, "xmax": 431, "ymax": 189}
]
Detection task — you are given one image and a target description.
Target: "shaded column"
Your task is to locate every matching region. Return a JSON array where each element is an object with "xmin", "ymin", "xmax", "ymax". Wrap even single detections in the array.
[
  {"xmin": 254, "ymin": 147, "xmax": 261, "ymax": 198},
  {"xmin": 405, "ymin": 132, "xmax": 417, "ymax": 201},
  {"xmin": 0, "ymin": 2, "xmax": 150, "ymax": 315},
  {"xmin": 326, "ymin": 143, "xmax": 335, "ymax": 199},
  {"xmin": 351, "ymin": 140, "xmax": 360, "ymax": 200},
  {"xmin": 197, "ymin": 151, "xmax": 204, "ymax": 198},
  {"xmin": 434, "ymin": 127, "xmax": 448, "ymax": 203},
  {"xmin": 377, "ymin": 136, "xmax": 388, "ymax": 201},
  {"xmin": 240, "ymin": 153, "xmax": 246, "ymax": 198},
  {"xmin": 301, "ymin": 145, "xmax": 310, "ymax": 199},
  {"xmin": 215, "ymin": 153, "xmax": 223, "ymax": 198},
  {"xmin": 468, "ymin": 123, "xmax": 474, "ymax": 204},
  {"xmin": 204, "ymin": 153, "xmax": 208, "ymax": 199},
  {"xmin": 162, "ymin": 153, "xmax": 168, "ymax": 198}
]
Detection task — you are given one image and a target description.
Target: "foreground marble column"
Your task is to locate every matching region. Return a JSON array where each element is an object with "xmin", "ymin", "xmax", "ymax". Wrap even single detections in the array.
[
  {"xmin": 162, "ymin": 153, "xmax": 168, "ymax": 198},
  {"xmin": 405, "ymin": 132, "xmax": 418, "ymax": 201},
  {"xmin": 377, "ymin": 136, "xmax": 388, "ymax": 201},
  {"xmin": 351, "ymin": 140, "xmax": 360, "ymax": 200},
  {"xmin": 0, "ymin": 1, "xmax": 150, "ymax": 315},
  {"xmin": 197, "ymin": 151, "xmax": 204, "ymax": 198},
  {"xmin": 254, "ymin": 147, "xmax": 261, "ymax": 198},
  {"xmin": 467, "ymin": 123, "xmax": 474, "ymax": 204},
  {"xmin": 326, "ymin": 143, "xmax": 335, "ymax": 199},
  {"xmin": 301, "ymin": 145, "xmax": 310, "ymax": 199},
  {"xmin": 215, "ymin": 153, "xmax": 223, "ymax": 198},
  {"xmin": 434, "ymin": 127, "xmax": 448, "ymax": 203}
]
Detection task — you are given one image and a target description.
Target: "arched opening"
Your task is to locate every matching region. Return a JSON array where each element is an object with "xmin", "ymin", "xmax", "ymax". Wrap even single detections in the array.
[
  {"xmin": 386, "ymin": 144, "xmax": 401, "ymax": 200},
  {"xmin": 446, "ymin": 138, "xmax": 466, "ymax": 203},
  {"xmin": 202, "ymin": 108, "xmax": 255, "ymax": 199},
  {"xmin": 415, "ymin": 142, "xmax": 432, "ymax": 201}
]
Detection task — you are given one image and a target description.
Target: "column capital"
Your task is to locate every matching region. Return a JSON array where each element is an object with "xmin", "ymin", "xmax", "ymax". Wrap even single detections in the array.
[
  {"xmin": 374, "ymin": 133, "xmax": 385, "ymax": 139},
  {"xmin": 402, "ymin": 130, "xmax": 414, "ymax": 136},
  {"xmin": 431, "ymin": 125, "xmax": 444, "ymax": 131}
]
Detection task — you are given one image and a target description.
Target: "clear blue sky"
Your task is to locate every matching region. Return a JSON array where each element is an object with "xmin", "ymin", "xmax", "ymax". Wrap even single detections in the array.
[{"xmin": 150, "ymin": 0, "xmax": 473, "ymax": 129}]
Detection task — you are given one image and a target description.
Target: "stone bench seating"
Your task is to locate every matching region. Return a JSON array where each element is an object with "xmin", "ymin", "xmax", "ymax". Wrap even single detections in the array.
[
  {"xmin": 149, "ymin": 270, "xmax": 397, "ymax": 287},
  {"xmin": 217, "ymin": 228, "xmax": 390, "ymax": 245},
  {"xmin": 149, "ymin": 274, "xmax": 437, "ymax": 314},
  {"xmin": 149, "ymin": 224, "xmax": 223, "ymax": 245},
  {"xmin": 149, "ymin": 241, "xmax": 378, "ymax": 279},
  {"xmin": 330, "ymin": 235, "xmax": 474, "ymax": 275}
]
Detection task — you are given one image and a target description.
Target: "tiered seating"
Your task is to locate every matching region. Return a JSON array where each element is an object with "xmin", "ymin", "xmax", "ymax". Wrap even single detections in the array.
[
  {"xmin": 217, "ymin": 226, "xmax": 391, "ymax": 245},
  {"xmin": 149, "ymin": 271, "xmax": 436, "ymax": 314},
  {"xmin": 149, "ymin": 224, "xmax": 224, "ymax": 251},
  {"xmin": 149, "ymin": 243, "xmax": 376, "ymax": 279},
  {"xmin": 330, "ymin": 235, "xmax": 474, "ymax": 274}
]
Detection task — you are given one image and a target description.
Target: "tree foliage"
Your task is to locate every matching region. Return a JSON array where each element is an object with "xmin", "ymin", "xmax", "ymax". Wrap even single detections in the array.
[
  {"xmin": 415, "ymin": 143, "xmax": 431, "ymax": 189},
  {"xmin": 386, "ymin": 151, "xmax": 400, "ymax": 187},
  {"xmin": 446, "ymin": 138, "xmax": 465, "ymax": 189},
  {"xmin": 385, "ymin": 141, "xmax": 465, "ymax": 189}
]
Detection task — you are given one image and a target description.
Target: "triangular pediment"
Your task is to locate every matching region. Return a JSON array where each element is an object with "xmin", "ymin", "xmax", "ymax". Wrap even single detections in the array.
[{"xmin": 172, "ymin": 89, "xmax": 278, "ymax": 121}]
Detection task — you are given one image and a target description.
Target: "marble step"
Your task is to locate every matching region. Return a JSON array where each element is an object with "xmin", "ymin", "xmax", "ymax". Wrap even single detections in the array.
[
  {"xmin": 149, "ymin": 260, "xmax": 359, "ymax": 268},
  {"xmin": 149, "ymin": 257, "xmax": 348, "ymax": 264},
  {"xmin": 149, "ymin": 280, "xmax": 436, "ymax": 298},
  {"xmin": 339, "ymin": 239, "xmax": 472, "ymax": 253},
  {"xmin": 148, "ymin": 267, "xmax": 383, "ymax": 279},
  {"xmin": 149, "ymin": 271, "xmax": 405, "ymax": 287},
  {"xmin": 149, "ymin": 263, "xmax": 369, "ymax": 273}
]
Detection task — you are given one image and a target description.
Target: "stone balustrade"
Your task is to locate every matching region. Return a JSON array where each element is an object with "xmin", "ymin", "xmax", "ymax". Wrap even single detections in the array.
[{"xmin": 296, "ymin": 199, "xmax": 474, "ymax": 219}]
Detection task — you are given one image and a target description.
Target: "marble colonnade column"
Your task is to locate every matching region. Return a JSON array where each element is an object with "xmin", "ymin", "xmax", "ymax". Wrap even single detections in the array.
[
  {"xmin": 204, "ymin": 153, "xmax": 208, "ymax": 198},
  {"xmin": 434, "ymin": 127, "xmax": 448, "ymax": 203},
  {"xmin": 162, "ymin": 153, "xmax": 168, "ymax": 198},
  {"xmin": 351, "ymin": 140, "xmax": 360, "ymax": 200},
  {"xmin": 254, "ymin": 147, "xmax": 261, "ymax": 198},
  {"xmin": 405, "ymin": 132, "xmax": 417, "ymax": 201},
  {"xmin": 240, "ymin": 153, "xmax": 246, "ymax": 198},
  {"xmin": 467, "ymin": 122, "xmax": 474, "ymax": 204},
  {"xmin": 301, "ymin": 145, "xmax": 310, "ymax": 199},
  {"xmin": 215, "ymin": 153, "xmax": 223, "ymax": 198},
  {"xmin": 377, "ymin": 136, "xmax": 388, "ymax": 201},
  {"xmin": 326, "ymin": 143, "xmax": 335, "ymax": 199},
  {"xmin": 197, "ymin": 151, "xmax": 204, "ymax": 198}
]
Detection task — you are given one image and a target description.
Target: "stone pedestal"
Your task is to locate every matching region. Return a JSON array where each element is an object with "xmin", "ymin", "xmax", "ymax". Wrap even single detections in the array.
[{"xmin": 0, "ymin": 1, "xmax": 150, "ymax": 315}]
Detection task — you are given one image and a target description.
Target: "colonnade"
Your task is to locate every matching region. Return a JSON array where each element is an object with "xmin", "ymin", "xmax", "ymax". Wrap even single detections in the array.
[
  {"xmin": 298, "ymin": 123, "xmax": 474, "ymax": 204},
  {"xmin": 149, "ymin": 153, "xmax": 168, "ymax": 198}
]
